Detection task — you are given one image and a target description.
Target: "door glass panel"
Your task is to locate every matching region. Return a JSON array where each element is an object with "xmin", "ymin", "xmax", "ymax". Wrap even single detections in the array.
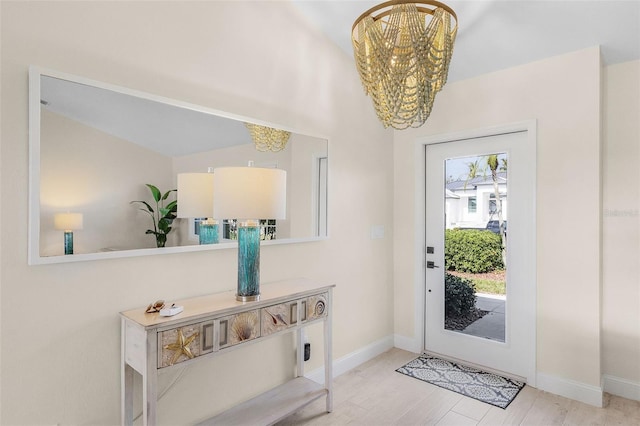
[{"xmin": 444, "ymin": 153, "xmax": 507, "ymax": 342}]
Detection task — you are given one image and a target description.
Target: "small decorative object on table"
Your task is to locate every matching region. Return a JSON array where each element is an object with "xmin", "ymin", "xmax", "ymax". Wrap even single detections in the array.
[
  {"xmin": 159, "ymin": 304, "xmax": 184, "ymax": 317},
  {"xmin": 145, "ymin": 300, "xmax": 165, "ymax": 313}
]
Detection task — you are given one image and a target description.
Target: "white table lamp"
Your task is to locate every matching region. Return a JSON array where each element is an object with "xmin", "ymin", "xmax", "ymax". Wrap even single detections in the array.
[
  {"xmin": 213, "ymin": 166, "xmax": 286, "ymax": 301},
  {"xmin": 177, "ymin": 171, "xmax": 218, "ymax": 244},
  {"xmin": 54, "ymin": 212, "xmax": 83, "ymax": 255}
]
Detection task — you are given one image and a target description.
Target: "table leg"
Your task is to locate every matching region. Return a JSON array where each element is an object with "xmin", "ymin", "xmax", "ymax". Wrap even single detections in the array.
[
  {"xmin": 296, "ymin": 327, "xmax": 304, "ymax": 378},
  {"xmin": 122, "ymin": 363, "xmax": 134, "ymax": 425},
  {"xmin": 324, "ymin": 290, "xmax": 333, "ymax": 413},
  {"xmin": 143, "ymin": 331, "xmax": 158, "ymax": 425}
]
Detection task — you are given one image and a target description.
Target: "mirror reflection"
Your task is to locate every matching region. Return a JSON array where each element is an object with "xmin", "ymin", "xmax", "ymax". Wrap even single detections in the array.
[{"xmin": 32, "ymin": 70, "xmax": 328, "ymax": 262}]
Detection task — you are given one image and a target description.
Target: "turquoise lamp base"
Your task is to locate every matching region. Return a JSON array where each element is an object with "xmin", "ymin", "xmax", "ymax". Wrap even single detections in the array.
[
  {"xmin": 199, "ymin": 222, "xmax": 219, "ymax": 245},
  {"xmin": 63, "ymin": 231, "xmax": 74, "ymax": 255},
  {"xmin": 236, "ymin": 222, "xmax": 260, "ymax": 302}
]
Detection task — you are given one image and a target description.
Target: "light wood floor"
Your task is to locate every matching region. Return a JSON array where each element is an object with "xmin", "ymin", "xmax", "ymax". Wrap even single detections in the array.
[{"xmin": 278, "ymin": 348, "xmax": 640, "ymax": 426}]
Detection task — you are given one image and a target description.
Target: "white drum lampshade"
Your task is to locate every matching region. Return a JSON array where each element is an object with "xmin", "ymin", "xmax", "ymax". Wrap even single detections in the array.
[
  {"xmin": 54, "ymin": 213, "xmax": 83, "ymax": 231},
  {"xmin": 212, "ymin": 167, "xmax": 286, "ymax": 221}
]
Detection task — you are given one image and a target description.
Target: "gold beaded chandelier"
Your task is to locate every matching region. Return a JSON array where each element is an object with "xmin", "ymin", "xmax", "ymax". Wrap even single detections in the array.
[
  {"xmin": 244, "ymin": 123, "xmax": 291, "ymax": 152},
  {"xmin": 352, "ymin": 0, "xmax": 458, "ymax": 129}
]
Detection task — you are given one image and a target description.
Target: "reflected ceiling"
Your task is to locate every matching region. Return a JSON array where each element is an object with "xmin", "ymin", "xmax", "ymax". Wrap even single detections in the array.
[{"xmin": 41, "ymin": 76, "xmax": 251, "ymax": 157}]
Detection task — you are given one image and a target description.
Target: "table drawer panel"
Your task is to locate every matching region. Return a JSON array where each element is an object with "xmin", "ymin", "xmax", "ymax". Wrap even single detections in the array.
[
  {"xmin": 307, "ymin": 293, "xmax": 328, "ymax": 321},
  {"xmin": 261, "ymin": 301, "xmax": 298, "ymax": 336},
  {"xmin": 219, "ymin": 310, "xmax": 260, "ymax": 349},
  {"xmin": 159, "ymin": 321, "xmax": 213, "ymax": 368}
]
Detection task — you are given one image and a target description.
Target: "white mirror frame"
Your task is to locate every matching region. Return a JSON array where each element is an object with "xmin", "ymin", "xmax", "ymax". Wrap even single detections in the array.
[{"xmin": 28, "ymin": 66, "xmax": 329, "ymax": 265}]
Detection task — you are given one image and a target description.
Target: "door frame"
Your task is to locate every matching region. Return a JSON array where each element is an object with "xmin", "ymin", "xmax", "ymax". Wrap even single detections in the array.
[{"xmin": 410, "ymin": 120, "xmax": 537, "ymax": 385}]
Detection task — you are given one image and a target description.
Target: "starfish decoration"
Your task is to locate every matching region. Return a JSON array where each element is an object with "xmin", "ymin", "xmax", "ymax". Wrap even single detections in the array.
[{"xmin": 164, "ymin": 328, "xmax": 199, "ymax": 366}]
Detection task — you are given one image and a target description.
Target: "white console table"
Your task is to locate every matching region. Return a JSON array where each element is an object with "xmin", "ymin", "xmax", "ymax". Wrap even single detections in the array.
[{"xmin": 120, "ymin": 278, "xmax": 334, "ymax": 425}]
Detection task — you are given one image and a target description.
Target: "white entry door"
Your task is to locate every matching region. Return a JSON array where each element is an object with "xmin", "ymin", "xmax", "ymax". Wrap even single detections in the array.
[{"xmin": 424, "ymin": 130, "xmax": 536, "ymax": 383}]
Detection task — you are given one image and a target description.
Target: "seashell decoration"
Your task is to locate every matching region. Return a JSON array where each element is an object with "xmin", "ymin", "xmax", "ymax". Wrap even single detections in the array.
[
  {"xmin": 231, "ymin": 311, "xmax": 258, "ymax": 342},
  {"xmin": 307, "ymin": 293, "xmax": 328, "ymax": 321},
  {"xmin": 314, "ymin": 300, "xmax": 326, "ymax": 316},
  {"xmin": 261, "ymin": 304, "xmax": 291, "ymax": 336}
]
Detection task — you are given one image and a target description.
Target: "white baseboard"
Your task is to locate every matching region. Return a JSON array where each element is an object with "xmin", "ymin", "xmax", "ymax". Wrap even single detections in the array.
[
  {"xmin": 393, "ymin": 334, "xmax": 422, "ymax": 353},
  {"xmin": 536, "ymin": 372, "xmax": 603, "ymax": 407},
  {"xmin": 603, "ymin": 374, "xmax": 640, "ymax": 401},
  {"xmin": 305, "ymin": 335, "xmax": 394, "ymax": 384}
]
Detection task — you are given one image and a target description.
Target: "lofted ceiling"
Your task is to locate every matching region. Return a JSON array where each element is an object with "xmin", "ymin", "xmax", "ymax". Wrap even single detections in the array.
[
  {"xmin": 291, "ymin": 0, "xmax": 640, "ymax": 83},
  {"xmin": 39, "ymin": 1, "xmax": 640, "ymax": 158}
]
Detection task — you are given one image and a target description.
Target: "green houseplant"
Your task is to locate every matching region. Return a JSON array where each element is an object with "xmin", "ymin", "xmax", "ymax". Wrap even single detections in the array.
[{"xmin": 131, "ymin": 184, "xmax": 177, "ymax": 248}]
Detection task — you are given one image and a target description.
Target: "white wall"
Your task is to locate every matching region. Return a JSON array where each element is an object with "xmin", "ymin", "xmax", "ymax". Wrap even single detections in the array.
[
  {"xmin": 394, "ymin": 47, "xmax": 603, "ymax": 396},
  {"xmin": 602, "ymin": 60, "xmax": 640, "ymax": 397},
  {"xmin": 0, "ymin": 2, "xmax": 393, "ymax": 424}
]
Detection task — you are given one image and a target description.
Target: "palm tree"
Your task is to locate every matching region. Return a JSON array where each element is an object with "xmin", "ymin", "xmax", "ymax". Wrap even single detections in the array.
[
  {"xmin": 463, "ymin": 159, "xmax": 482, "ymax": 189},
  {"xmin": 487, "ymin": 154, "xmax": 506, "ymax": 267},
  {"xmin": 463, "ymin": 154, "xmax": 507, "ymax": 267}
]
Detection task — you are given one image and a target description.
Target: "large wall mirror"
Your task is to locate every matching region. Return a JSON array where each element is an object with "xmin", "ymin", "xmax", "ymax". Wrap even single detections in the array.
[{"xmin": 28, "ymin": 67, "xmax": 328, "ymax": 264}]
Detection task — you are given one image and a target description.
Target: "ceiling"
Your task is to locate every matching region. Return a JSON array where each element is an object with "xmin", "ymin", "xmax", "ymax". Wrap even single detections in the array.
[
  {"xmin": 40, "ymin": 1, "xmax": 639, "ymax": 157},
  {"xmin": 41, "ymin": 75, "xmax": 255, "ymax": 158},
  {"xmin": 291, "ymin": 0, "xmax": 640, "ymax": 83}
]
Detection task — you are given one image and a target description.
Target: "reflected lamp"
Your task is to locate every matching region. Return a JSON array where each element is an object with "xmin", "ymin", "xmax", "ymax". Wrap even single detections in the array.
[
  {"xmin": 213, "ymin": 166, "xmax": 287, "ymax": 302},
  {"xmin": 177, "ymin": 171, "xmax": 218, "ymax": 244},
  {"xmin": 54, "ymin": 213, "xmax": 83, "ymax": 255}
]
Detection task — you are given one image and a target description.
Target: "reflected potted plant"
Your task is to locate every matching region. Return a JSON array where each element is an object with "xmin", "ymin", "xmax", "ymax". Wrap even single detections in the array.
[{"xmin": 131, "ymin": 184, "xmax": 177, "ymax": 248}]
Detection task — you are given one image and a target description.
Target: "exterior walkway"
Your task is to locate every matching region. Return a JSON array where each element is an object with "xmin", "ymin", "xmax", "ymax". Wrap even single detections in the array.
[{"xmin": 459, "ymin": 293, "xmax": 505, "ymax": 342}]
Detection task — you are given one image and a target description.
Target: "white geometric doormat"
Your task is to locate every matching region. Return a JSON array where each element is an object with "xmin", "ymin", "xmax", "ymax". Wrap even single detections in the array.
[{"xmin": 396, "ymin": 354, "xmax": 525, "ymax": 409}]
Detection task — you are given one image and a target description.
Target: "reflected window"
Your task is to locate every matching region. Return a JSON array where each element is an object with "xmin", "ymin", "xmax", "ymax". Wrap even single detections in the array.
[
  {"xmin": 222, "ymin": 220, "xmax": 277, "ymax": 241},
  {"xmin": 317, "ymin": 157, "xmax": 328, "ymax": 236}
]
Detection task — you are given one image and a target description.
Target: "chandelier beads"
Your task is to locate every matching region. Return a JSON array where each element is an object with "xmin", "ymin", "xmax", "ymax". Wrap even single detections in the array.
[
  {"xmin": 352, "ymin": 1, "xmax": 458, "ymax": 129},
  {"xmin": 245, "ymin": 123, "xmax": 291, "ymax": 152}
]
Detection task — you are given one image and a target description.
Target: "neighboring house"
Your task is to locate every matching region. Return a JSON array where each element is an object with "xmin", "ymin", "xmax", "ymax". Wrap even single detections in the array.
[{"xmin": 445, "ymin": 172, "xmax": 507, "ymax": 229}]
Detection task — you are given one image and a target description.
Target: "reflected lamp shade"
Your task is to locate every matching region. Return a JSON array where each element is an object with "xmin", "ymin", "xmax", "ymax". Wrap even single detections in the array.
[
  {"xmin": 177, "ymin": 173, "xmax": 214, "ymax": 218},
  {"xmin": 54, "ymin": 213, "xmax": 83, "ymax": 255},
  {"xmin": 213, "ymin": 167, "xmax": 287, "ymax": 302},
  {"xmin": 177, "ymin": 172, "xmax": 217, "ymax": 244}
]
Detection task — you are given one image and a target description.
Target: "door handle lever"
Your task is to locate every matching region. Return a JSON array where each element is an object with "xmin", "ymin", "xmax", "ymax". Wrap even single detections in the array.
[{"xmin": 426, "ymin": 261, "xmax": 440, "ymax": 269}]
